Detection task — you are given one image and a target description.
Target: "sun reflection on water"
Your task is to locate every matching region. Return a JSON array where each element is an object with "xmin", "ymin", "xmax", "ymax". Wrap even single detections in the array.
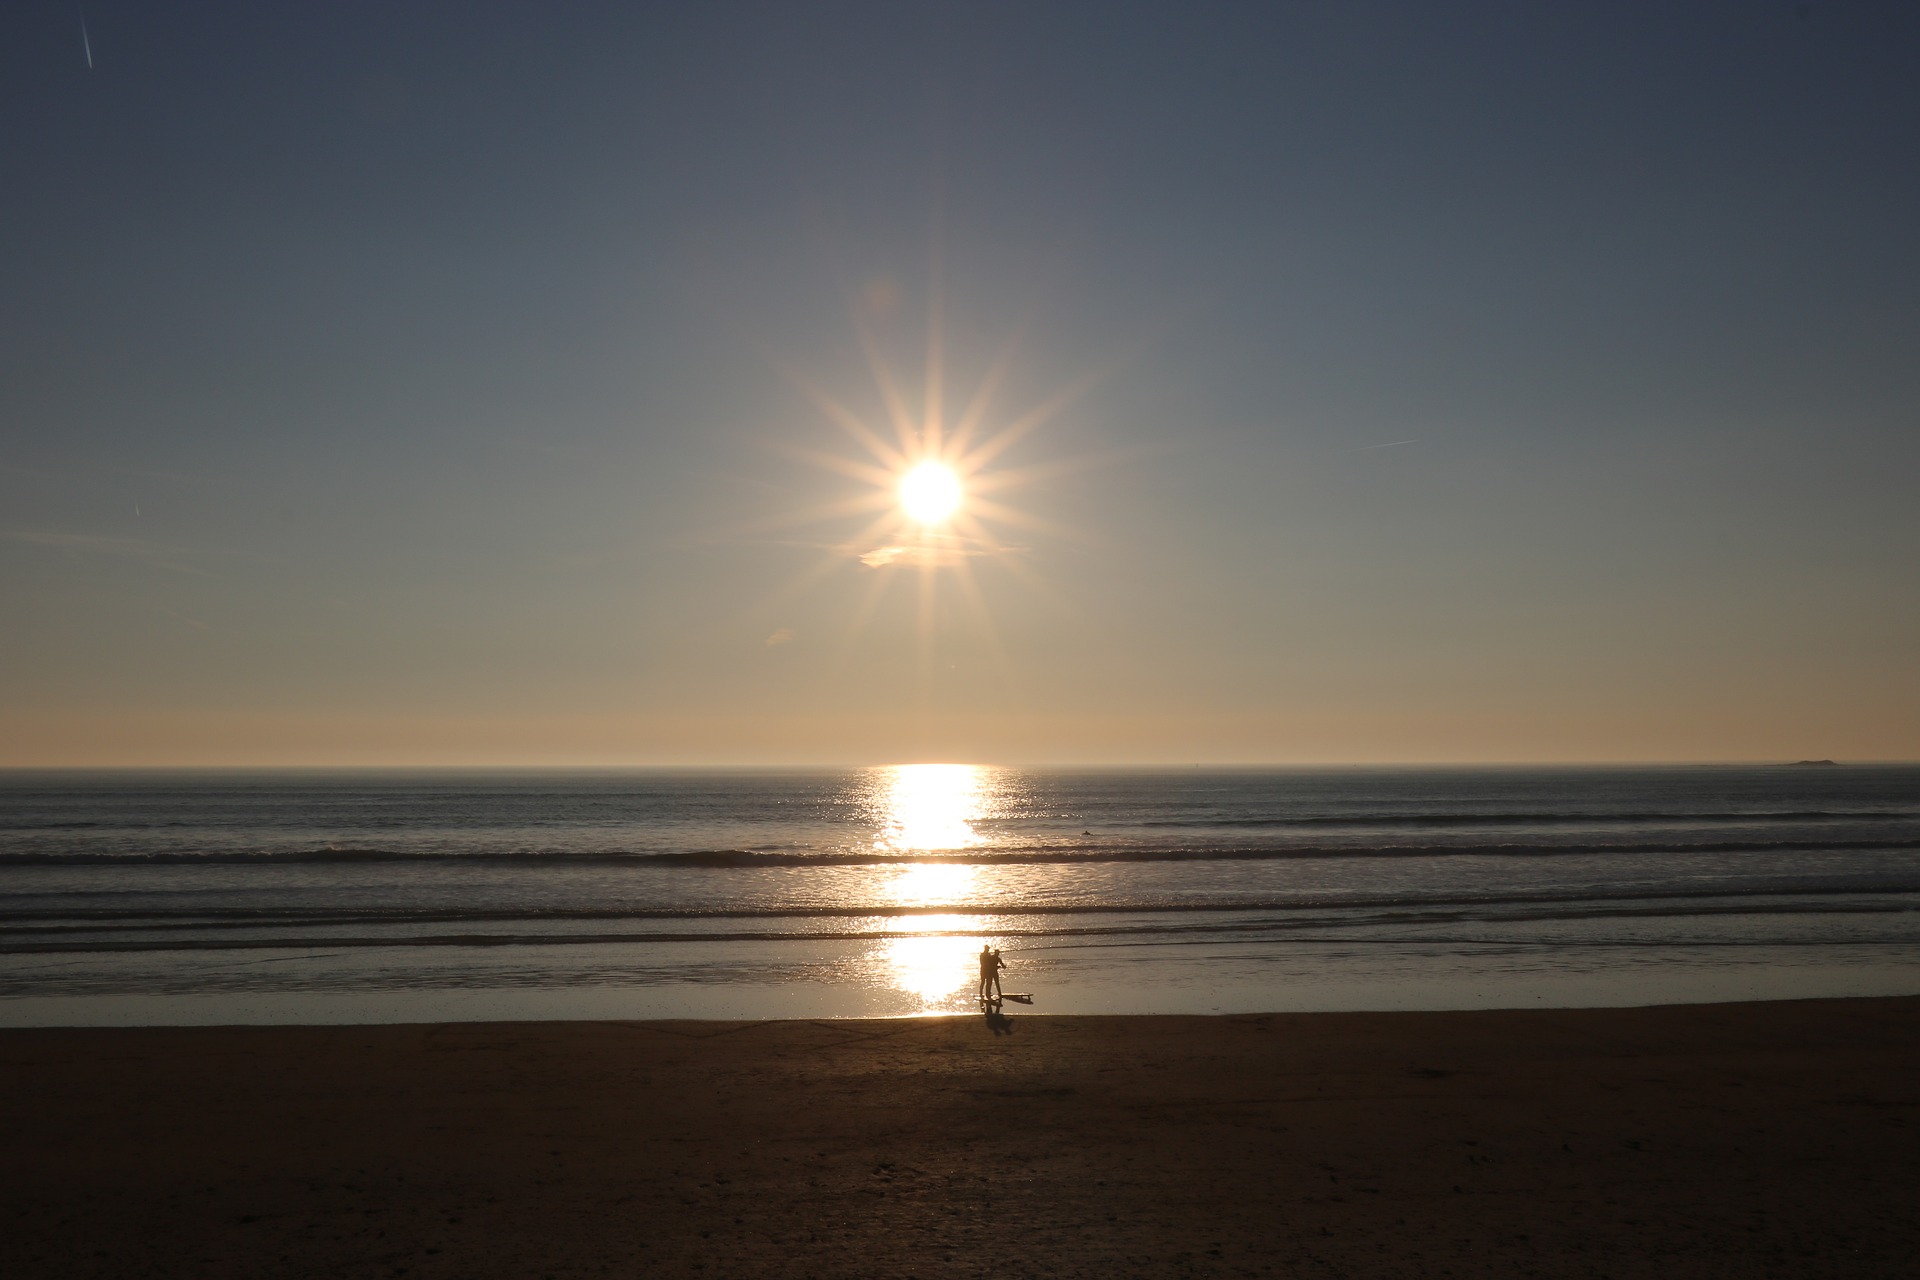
[
  {"xmin": 888, "ymin": 860, "xmax": 978, "ymax": 905},
  {"xmin": 873, "ymin": 762, "xmax": 988, "ymax": 853},
  {"xmin": 863, "ymin": 764, "xmax": 1002, "ymax": 1008}
]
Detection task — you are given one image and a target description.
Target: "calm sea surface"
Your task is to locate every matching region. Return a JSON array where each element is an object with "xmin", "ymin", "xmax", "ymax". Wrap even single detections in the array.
[{"xmin": 3, "ymin": 766, "xmax": 1917, "ymax": 1024}]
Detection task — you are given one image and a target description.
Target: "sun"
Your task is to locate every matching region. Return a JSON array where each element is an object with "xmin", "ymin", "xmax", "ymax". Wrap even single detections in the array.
[
  {"xmin": 741, "ymin": 277, "xmax": 1114, "ymax": 626},
  {"xmin": 899, "ymin": 461, "xmax": 962, "ymax": 525}
]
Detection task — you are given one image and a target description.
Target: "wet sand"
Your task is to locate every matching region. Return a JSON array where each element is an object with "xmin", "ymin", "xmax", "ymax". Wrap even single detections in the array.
[{"xmin": 3, "ymin": 996, "xmax": 1917, "ymax": 1278}]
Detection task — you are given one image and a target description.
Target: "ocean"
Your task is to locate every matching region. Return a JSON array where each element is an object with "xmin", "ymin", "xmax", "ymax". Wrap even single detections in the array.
[{"xmin": 3, "ymin": 765, "xmax": 1917, "ymax": 1025}]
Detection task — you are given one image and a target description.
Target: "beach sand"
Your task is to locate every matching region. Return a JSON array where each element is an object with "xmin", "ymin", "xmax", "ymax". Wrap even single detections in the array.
[{"xmin": 3, "ymin": 997, "xmax": 1916, "ymax": 1278}]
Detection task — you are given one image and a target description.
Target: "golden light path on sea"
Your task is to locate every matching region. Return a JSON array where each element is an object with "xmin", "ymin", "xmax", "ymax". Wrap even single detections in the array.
[{"xmin": 870, "ymin": 764, "xmax": 992, "ymax": 1007}]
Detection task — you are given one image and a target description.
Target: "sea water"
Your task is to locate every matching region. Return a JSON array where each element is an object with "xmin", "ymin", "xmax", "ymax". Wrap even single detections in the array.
[{"xmin": 2, "ymin": 765, "xmax": 1917, "ymax": 1024}]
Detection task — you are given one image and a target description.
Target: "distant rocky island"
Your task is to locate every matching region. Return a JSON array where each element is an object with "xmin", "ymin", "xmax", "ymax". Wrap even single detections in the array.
[{"xmin": 1784, "ymin": 759, "xmax": 1838, "ymax": 766}]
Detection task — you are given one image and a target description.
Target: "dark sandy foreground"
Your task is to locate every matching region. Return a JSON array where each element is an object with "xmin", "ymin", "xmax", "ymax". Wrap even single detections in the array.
[{"xmin": 3, "ymin": 998, "xmax": 1917, "ymax": 1279}]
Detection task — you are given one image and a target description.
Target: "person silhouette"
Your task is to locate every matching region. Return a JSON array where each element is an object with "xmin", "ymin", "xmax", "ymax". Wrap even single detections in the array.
[{"xmin": 977, "ymin": 944, "xmax": 1007, "ymax": 1004}]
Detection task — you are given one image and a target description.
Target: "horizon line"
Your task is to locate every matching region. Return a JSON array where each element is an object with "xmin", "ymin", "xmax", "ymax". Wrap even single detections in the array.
[{"xmin": 0, "ymin": 758, "xmax": 1903, "ymax": 772}]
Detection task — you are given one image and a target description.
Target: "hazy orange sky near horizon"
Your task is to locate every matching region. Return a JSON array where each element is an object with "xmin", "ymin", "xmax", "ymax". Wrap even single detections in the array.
[{"xmin": 4, "ymin": 3, "xmax": 1917, "ymax": 767}]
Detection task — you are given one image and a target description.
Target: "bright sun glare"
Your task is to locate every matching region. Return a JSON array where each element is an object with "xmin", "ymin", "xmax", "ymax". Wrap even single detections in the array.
[
  {"xmin": 760, "ymin": 281, "xmax": 1102, "ymax": 614},
  {"xmin": 898, "ymin": 461, "xmax": 963, "ymax": 525}
]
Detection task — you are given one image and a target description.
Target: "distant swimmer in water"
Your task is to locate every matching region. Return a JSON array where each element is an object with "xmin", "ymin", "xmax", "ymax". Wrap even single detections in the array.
[{"xmin": 977, "ymin": 944, "xmax": 1007, "ymax": 1004}]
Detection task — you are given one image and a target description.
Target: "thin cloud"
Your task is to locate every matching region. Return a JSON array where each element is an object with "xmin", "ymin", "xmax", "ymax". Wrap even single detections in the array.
[
  {"xmin": 859, "ymin": 544, "xmax": 972, "ymax": 568},
  {"xmin": 764, "ymin": 627, "xmax": 796, "ymax": 646},
  {"xmin": 858, "ymin": 533, "xmax": 1022, "ymax": 569}
]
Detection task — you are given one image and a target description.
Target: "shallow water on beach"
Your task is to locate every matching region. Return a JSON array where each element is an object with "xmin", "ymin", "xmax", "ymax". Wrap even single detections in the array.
[{"xmin": 2, "ymin": 765, "xmax": 1917, "ymax": 1024}]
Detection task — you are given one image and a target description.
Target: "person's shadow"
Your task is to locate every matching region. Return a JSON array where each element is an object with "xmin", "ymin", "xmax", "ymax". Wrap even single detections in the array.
[{"xmin": 981, "ymin": 999, "xmax": 1016, "ymax": 1036}]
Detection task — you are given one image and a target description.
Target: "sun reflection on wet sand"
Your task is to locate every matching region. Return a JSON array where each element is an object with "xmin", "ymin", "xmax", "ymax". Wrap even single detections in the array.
[{"xmin": 881, "ymin": 916, "xmax": 987, "ymax": 1006}]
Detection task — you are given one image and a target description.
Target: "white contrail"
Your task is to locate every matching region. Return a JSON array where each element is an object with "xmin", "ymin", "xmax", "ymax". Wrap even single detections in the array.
[{"xmin": 82, "ymin": 14, "xmax": 93, "ymax": 69}]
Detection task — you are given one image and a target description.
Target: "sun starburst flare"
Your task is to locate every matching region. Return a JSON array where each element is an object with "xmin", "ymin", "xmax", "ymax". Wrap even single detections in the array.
[
  {"xmin": 763, "ymin": 318, "xmax": 1094, "ymax": 585},
  {"xmin": 725, "ymin": 268, "xmax": 1148, "ymax": 667}
]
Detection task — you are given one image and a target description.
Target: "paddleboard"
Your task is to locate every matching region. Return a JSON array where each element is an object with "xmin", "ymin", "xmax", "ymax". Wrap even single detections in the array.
[{"xmin": 993, "ymin": 993, "xmax": 1034, "ymax": 1005}]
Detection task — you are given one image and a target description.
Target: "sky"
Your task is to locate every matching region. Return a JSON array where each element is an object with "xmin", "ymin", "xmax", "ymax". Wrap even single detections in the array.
[{"xmin": 2, "ymin": 1, "xmax": 1917, "ymax": 766}]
